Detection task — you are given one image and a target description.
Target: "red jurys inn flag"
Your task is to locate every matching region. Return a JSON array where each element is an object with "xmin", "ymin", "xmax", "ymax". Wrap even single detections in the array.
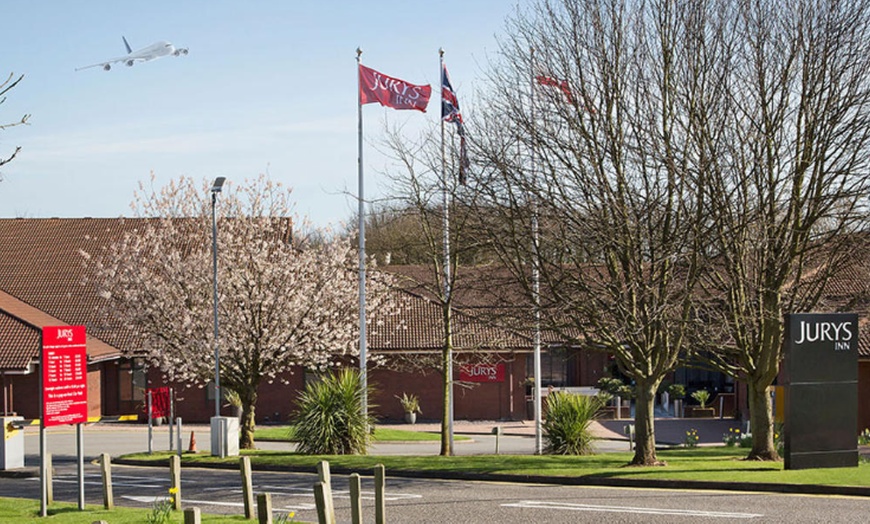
[{"xmin": 359, "ymin": 64, "xmax": 431, "ymax": 112}]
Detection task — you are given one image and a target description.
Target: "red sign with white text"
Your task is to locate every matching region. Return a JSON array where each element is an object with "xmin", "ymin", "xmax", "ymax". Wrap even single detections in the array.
[
  {"xmin": 41, "ymin": 326, "xmax": 88, "ymax": 427},
  {"xmin": 459, "ymin": 363, "xmax": 505, "ymax": 383}
]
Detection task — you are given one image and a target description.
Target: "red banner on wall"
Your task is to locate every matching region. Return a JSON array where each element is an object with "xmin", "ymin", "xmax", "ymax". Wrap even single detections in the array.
[
  {"xmin": 41, "ymin": 325, "xmax": 88, "ymax": 427},
  {"xmin": 459, "ymin": 363, "xmax": 505, "ymax": 383}
]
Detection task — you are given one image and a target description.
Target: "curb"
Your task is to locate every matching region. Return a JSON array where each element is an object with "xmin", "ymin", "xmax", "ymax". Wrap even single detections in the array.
[{"xmin": 113, "ymin": 458, "xmax": 870, "ymax": 498}]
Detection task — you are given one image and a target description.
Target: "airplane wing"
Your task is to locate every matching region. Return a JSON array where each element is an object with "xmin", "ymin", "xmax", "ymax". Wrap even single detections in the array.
[{"xmin": 75, "ymin": 56, "xmax": 137, "ymax": 72}]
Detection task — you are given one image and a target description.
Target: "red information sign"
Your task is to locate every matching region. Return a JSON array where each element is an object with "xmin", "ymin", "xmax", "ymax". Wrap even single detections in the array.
[
  {"xmin": 41, "ymin": 326, "xmax": 88, "ymax": 427},
  {"xmin": 459, "ymin": 363, "xmax": 505, "ymax": 383}
]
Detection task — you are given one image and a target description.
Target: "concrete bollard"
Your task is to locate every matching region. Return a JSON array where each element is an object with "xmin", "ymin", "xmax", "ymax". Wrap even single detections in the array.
[
  {"xmin": 170, "ymin": 454, "xmax": 182, "ymax": 511},
  {"xmin": 349, "ymin": 473, "xmax": 362, "ymax": 524},
  {"xmin": 257, "ymin": 492, "xmax": 273, "ymax": 524},
  {"xmin": 374, "ymin": 464, "xmax": 385, "ymax": 524},
  {"xmin": 100, "ymin": 453, "xmax": 113, "ymax": 510},
  {"xmin": 491, "ymin": 426, "xmax": 503, "ymax": 454},
  {"xmin": 240, "ymin": 456, "xmax": 254, "ymax": 519},
  {"xmin": 184, "ymin": 507, "xmax": 201, "ymax": 524}
]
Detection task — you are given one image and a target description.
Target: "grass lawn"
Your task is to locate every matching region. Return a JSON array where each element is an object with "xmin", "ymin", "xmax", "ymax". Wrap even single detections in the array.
[
  {"xmin": 121, "ymin": 447, "xmax": 870, "ymax": 488},
  {"xmin": 0, "ymin": 497, "xmax": 259, "ymax": 523},
  {"xmin": 255, "ymin": 425, "xmax": 469, "ymax": 442}
]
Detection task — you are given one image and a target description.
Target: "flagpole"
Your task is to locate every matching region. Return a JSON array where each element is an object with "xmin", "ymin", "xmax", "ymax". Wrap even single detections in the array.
[
  {"xmin": 439, "ymin": 47, "xmax": 455, "ymax": 455},
  {"xmin": 356, "ymin": 47, "xmax": 368, "ymax": 422},
  {"xmin": 530, "ymin": 47, "xmax": 543, "ymax": 455}
]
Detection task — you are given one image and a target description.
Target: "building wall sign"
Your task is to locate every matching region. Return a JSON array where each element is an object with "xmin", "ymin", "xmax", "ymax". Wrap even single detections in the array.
[
  {"xmin": 41, "ymin": 325, "xmax": 88, "ymax": 427},
  {"xmin": 783, "ymin": 313, "xmax": 858, "ymax": 469},
  {"xmin": 459, "ymin": 363, "xmax": 505, "ymax": 383}
]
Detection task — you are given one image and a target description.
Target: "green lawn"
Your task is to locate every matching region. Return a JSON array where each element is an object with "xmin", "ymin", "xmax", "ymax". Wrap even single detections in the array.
[
  {"xmin": 121, "ymin": 447, "xmax": 870, "ymax": 488},
  {"xmin": 254, "ymin": 425, "xmax": 469, "ymax": 442},
  {"xmin": 0, "ymin": 498, "xmax": 265, "ymax": 523}
]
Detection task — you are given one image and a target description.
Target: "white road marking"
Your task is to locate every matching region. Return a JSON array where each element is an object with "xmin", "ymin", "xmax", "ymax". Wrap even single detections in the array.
[
  {"xmin": 258, "ymin": 485, "xmax": 422, "ymax": 501},
  {"xmin": 502, "ymin": 500, "xmax": 763, "ymax": 519},
  {"xmin": 123, "ymin": 495, "xmax": 316, "ymax": 511}
]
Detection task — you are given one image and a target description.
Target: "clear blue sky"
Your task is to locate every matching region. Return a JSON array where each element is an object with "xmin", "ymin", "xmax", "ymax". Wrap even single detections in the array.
[{"xmin": 0, "ymin": 1, "xmax": 518, "ymax": 228}]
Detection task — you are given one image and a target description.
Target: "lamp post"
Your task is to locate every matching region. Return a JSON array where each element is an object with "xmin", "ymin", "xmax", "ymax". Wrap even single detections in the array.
[{"xmin": 211, "ymin": 177, "xmax": 226, "ymax": 421}]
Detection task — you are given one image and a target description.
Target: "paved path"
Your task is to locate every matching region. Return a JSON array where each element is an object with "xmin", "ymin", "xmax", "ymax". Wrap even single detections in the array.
[{"xmin": 17, "ymin": 416, "xmax": 742, "ymax": 464}]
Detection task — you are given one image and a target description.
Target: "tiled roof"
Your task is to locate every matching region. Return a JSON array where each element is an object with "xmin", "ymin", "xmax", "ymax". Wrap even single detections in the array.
[
  {"xmin": 0, "ymin": 308, "xmax": 39, "ymax": 369},
  {"xmin": 0, "ymin": 218, "xmax": 146, "ymax": 370},
  {"xmin": 2, "ymin": 218, "xmax": 870, "ymax": 369}
]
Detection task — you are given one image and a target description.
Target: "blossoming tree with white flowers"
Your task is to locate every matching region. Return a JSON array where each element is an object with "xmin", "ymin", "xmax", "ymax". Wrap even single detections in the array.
[{"xmin": 84, "ymin": 174, "xmax": 394, "ymax": 449}]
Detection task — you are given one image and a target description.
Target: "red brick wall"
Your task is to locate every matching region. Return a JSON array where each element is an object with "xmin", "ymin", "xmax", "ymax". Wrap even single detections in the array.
[
  {"xmin": 369, "ymin": 356, "xmax": 529, "ymax": 422},
  {"xmin": 859, "ymin": 361, "xmax": 870, "ymax": 432},
  {"xmin": 87, "ymin": 364, "xmax": 102, "ymax": 418}
]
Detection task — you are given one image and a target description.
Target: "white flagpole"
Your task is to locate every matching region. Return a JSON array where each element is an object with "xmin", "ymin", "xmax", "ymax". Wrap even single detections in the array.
[
  {"xmin": 439, "ymin": 48, "xmax": 455, "ymax": 455},
  {"xmin": 356, "ymin": 48, "xmax": 368, "ymax": 421},
  {"xmin": 531, "ymin": 47, "xmax": 543, "ymax": 455}
]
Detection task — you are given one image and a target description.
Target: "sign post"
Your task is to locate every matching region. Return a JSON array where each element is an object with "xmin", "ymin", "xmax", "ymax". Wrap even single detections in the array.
[
  {"xmin": 41, "ymin": 325, "xmax": 88, "ymax": 514},
  {"xmin": 783, "ymin": 313, "xmax": 859, "ymax": 469}
]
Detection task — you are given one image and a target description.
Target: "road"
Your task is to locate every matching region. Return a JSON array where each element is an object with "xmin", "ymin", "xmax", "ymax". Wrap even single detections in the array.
[
  {"xmin": 3, "ymin": 426, "xmax": 868, "ymax": 522},
  {"xmin": 1, "ymin": 461, "xmax": 869, "ymax": 523}
]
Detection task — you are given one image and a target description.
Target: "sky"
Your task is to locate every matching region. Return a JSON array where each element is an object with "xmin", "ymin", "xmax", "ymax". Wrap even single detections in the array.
[{"xmin": 0, "ymin": 1, "xmax": 519, "ymax": 229}]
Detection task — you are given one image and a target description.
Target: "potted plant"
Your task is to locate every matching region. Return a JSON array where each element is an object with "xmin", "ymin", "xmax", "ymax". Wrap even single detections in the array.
[
  {"xmin": 668, "ymin": 384, "xmax": 686, "ymax": 417},
  {"xmin": 396, "ymin": 392, "xmax": 422, "ymax": 424},
  {"xmin": 689, "ymin": 389, "xmax": 715, "ymax": 418}
]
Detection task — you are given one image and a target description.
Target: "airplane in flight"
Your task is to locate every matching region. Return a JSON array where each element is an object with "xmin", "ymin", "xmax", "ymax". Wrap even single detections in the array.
[{"xmin": 76, "ymin": 36, "xmax": 188, "ymax": 71}]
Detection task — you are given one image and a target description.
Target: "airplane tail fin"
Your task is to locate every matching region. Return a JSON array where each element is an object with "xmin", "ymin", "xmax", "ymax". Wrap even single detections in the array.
[{"xmin": 122, "ymin": 36, "xmax": 132, "ymax": 54}]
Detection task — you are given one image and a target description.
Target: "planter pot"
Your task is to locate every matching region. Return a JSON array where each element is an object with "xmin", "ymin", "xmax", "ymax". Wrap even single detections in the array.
[
  {"xmin": 404, "ymin": 412, "xmax": 417, "ymax": 424},
  {"xmin": 687, "ymin": 407, "xmax": 715, "ymax": 418}
]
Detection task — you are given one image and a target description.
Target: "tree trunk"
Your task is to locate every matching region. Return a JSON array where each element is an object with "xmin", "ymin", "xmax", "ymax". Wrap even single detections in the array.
[
  {"xmin": 439, "ymin": 345, "xmax": 452, "ymax": 456},
  {"xmin": 239, "ymin": 388, "xmax": 258, "ymax": 450},
  {"xmin": 746, "ymin": 380, "xmax": 779, "ymax": 461},
  {"xmin": 630, "ymin": 379, "xmax": 662, "ymax": 466}
]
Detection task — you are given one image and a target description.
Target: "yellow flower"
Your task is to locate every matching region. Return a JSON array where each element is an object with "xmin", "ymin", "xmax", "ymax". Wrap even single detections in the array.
[
  {"xmin": 735, "ymin": 429, "xmax": 740, "ymax": 433},
  {"xmin": 169, "ymin": 487, "xmax": 179, "ymax": 495}
]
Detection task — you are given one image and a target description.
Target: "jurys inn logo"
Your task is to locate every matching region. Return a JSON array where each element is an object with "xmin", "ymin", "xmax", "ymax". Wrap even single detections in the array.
[{"xmin": 793, "ymin": 319, "xmax": 854, "ymax": 350}]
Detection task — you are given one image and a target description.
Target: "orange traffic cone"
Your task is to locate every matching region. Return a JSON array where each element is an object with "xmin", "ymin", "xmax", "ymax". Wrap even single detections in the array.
[{"xmin": 188, "ymin": 431, "xmax": 197, "ymax": 453}]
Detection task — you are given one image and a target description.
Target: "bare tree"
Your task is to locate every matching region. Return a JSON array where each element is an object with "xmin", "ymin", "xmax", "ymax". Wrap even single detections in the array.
[
  {"xmin": 0, "ymin": 73, "xmax": 29, "ymax": 175},
  {"xmin": 84, "ymin": 175, "xmax": 395, "ymax": 449},
  {"xmin": 695, "ymin": 0, "xmax": 870, "ymax": 460},
  {"xmin": 372, "ymin": 120, "xmax": 503, "ymax": 455},
  {"xmin": 474, "ymin": 0, "xmax": 710, "ymax": 465}
]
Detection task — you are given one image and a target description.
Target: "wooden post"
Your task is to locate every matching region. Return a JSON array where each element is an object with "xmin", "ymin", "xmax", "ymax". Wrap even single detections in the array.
[
  {"xmin": 316, "ymin": 461, "xmax": 335, "ymax": 523},
  {"xmin": 45, "ymin": 452, "xmax": 53, "ymax": 505},
  {"xmin": 184, "ymin": 507, "xmax": 202, "ymax": 524},
  {"xmin": 256, "ymin": 492, "xmax": 273, "ymax": 524},
  {"xmin": 374, "ymin": 464, "xmax": 385, "ymax": 524},
  {"xmin": 170, "ymin": 454, "xmax": 182, "ymax": 511},
  {"xmin": 314, "ymin": 482, "xmax": 335, "ymax": 524},
  {"xmin": 349, "ymin": 473, "xmax": 362, "ymax": 524},
  {"xmin": 240, "ymin": 456, "xmax": 254, "ymax": 519},
  {"xmin": 100, "ymin": 453, "xmax": 113, "ymax": 510}
]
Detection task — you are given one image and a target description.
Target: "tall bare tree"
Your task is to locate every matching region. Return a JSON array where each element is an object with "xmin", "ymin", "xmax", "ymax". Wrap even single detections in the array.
[
  {"xmin": 695, "ymin": 0, "xmax": 870, "ymax": 460},
  {"xmin": 0, "ymin": 73, "xmax": 29, "ymax": 175},
  {"xmin": 372, "ymin": 121, "xmax": 497, "ymax": 455},
  {"xmin": 475, "ymin": 0, "xmax": 708, "ymax": 465}
]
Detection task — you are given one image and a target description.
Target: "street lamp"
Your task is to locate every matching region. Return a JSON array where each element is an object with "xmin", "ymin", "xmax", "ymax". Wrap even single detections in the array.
[{"xmin": 211, "ymin": 176, "xmax": 226, "ymax": 421}]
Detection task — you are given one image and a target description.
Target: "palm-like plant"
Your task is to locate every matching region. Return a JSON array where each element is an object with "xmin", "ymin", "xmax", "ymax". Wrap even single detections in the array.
[
  {"xmin": 691, "ymin": 389, "xmax": 710, "ymax": 409},
  {"xmin": 293, "ymin": 369, "xmax": 375, "ymax": 455},
  {"xmin": 543, "ymin": 392, "xmax": 605, "ymax": 455}
]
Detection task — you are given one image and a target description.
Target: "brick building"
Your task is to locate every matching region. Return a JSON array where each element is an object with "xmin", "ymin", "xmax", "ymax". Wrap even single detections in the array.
[{"xmin": 1, "ymin": 218, "xmax": 868, "ymax": 429}]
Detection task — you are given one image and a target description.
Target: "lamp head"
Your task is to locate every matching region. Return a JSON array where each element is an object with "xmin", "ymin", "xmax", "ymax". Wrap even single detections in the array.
[{"xmin": 211, "ymin": 177, "xmax": 227, "ymax": 193}]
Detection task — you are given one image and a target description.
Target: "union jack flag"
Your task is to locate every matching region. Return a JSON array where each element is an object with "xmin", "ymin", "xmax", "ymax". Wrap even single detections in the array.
[
  {"xmin": 442, "ymin": 62, "xmax": 469, "ymax": 183},
  {"xmin": 441, "ymin": 62, "xmax": 463, "ymax": 123}
]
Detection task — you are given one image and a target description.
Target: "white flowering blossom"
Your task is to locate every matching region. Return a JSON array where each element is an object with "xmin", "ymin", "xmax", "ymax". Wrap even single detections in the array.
[{"xmin": 84, "ymin": 174, "xmax": 395, "ymax": 448}]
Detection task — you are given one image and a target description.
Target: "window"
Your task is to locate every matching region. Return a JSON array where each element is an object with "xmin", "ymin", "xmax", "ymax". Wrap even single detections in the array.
[
  {"xmin": 119, "ymin": 358, "xmax": 146, "ymax": 402},
  {"xmin": 526, "ymin": 348, "xmax": 568, "ymax": 388}
]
